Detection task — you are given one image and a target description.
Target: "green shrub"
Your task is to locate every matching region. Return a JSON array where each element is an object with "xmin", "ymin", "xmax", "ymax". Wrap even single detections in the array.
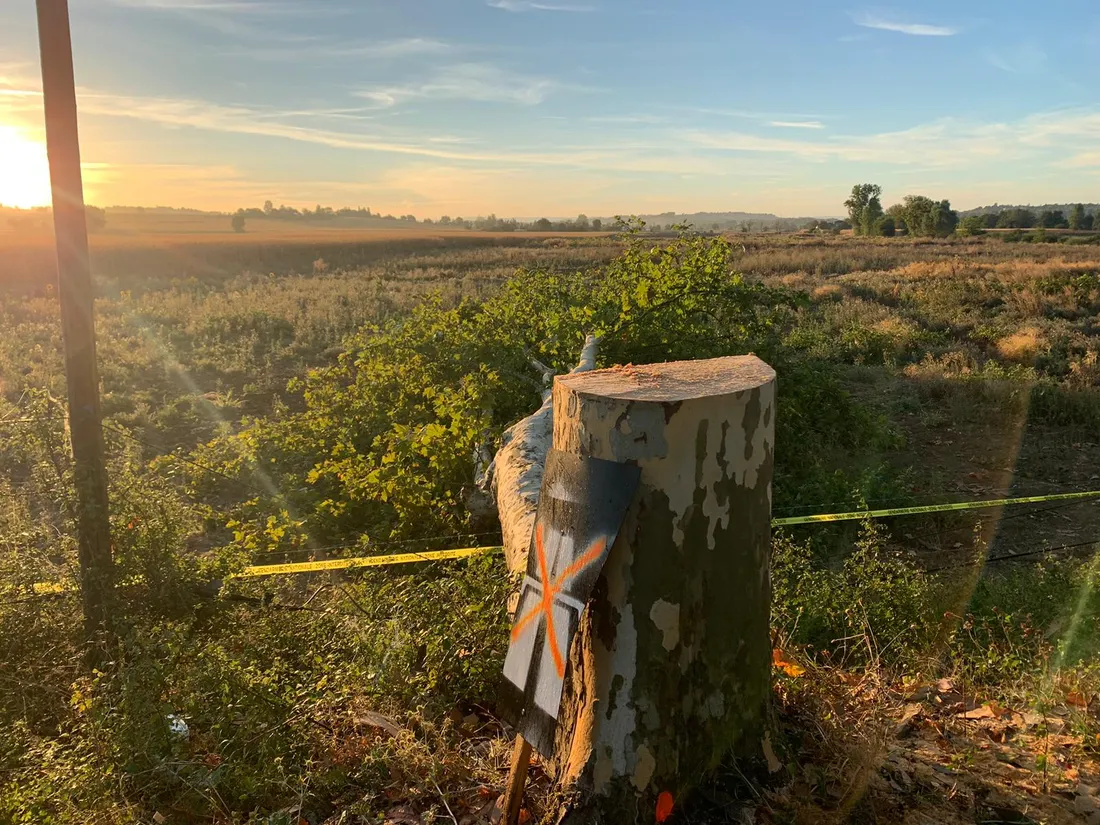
[
  {"xmin": 0, "ymin": 554, "xmax": 512, "ymax": 823},
  {"xmin": 772, "ymin": 520, "xmax": 935, "ymax": 671},
  {"xmin": 186, "ymin": 230, "xmax": 815, "ymax": 551},
  {"xmin": 946, "ymin": 558, "xmax": 1100, "ymax": 692}
]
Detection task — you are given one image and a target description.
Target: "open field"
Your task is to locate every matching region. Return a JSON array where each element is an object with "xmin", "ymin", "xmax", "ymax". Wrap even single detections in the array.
[{"xmin": 3, "ymin": 229, "xmax": 1100, "ymax": 823}]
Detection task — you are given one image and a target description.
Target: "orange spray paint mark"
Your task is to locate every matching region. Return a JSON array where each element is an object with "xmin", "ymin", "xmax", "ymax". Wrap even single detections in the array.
[{"xmin": 655, "ymin": 791, "xmax": 674, "ymax": 823}]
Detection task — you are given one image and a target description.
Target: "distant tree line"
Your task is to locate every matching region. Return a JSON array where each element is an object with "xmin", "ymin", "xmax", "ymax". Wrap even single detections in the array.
[
  {"xmin": 0, "ymin": 204, "xmax": 107, "ymax": 232},
  {"xmin": 844, "ymin": 184, "xmax": 959, "ymax": 238},
  {"xmin": 228, "ymin": 203, "xmax": 606, "ymax": 233},
  {"xmin": 958, "ymin": 205, "xmax": 1097, "ymax": 231},
  {"xmin": 842, "ymin": 184, "xmax": 1100, "ymax": 238},
  {"xmin": 234, "ymin": 202, "xmax": 419, "ymax": 222}
]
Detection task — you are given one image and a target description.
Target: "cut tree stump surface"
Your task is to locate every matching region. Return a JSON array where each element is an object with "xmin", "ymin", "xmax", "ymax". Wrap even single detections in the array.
[{"xmin": 556, "ymin": 356, "xmax": 776, "ymax": 403}]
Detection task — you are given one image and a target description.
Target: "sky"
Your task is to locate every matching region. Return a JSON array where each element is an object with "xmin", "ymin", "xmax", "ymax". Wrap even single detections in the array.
[{"xmin": 1, "ymin": 0, "xmax": 1099, "ymax": 217}]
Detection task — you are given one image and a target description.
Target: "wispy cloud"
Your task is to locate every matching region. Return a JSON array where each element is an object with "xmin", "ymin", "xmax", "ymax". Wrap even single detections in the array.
[
  {"xmin": 101, "ymin": 0, "xmax": 337, "ymax": 40},
  {"xmin": 69, "ymin": 87, "xmax": 604, "ymax": 167},
  {"xmin": 228, "ymin": 37, "xmax": 454, "ymax": 62},
  {"xmin": 770, "ymin": 120, "xmax": 824, "ymax": 129},
  {"xmin": 683, "ymin": 120, "xmax": 1008, "ymax": 167},
  {"xmin": 357, "ymin": 63, "xmax": 587, "ymax": 107},
  {"xmin": 682, "ymin": 109, "xmax": 1100, "ymax": 170},
  {"xmin": 984, "ymin": 43, "xmax": 1046, "ymax": 74},
  {"xmin": 684, "ymin": 106, "xmax": 828, "ymax": 122},
  {"xmin": 487, "ymin": 0, "xmax": 594, "ymax": 12},
  {"xmin": 851, "ymin": 12, "xmax": 958, "ymax": 37},
  {"xmin": 1057, "ymin": 151, "xmax": 1100, "ymax": 169},
  {"xmin": 587, "ymin": 114, "xmax": 669, "ymax": 125},
  {"xmin": 333, "ymin": 38, "xmax": 452, "ymax": 59},
  {"xmin": 105, "ymin": 0, "xmax": 276, "ymax": 11},
  {"xmin": 62, "ymin": 85, "xmax": 739, "ymax": 178}
]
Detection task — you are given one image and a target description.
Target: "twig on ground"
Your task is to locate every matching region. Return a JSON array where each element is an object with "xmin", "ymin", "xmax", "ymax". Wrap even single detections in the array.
[{"xmin": 432, "ymin": 778, "xmax": 460, "ymax": 825}]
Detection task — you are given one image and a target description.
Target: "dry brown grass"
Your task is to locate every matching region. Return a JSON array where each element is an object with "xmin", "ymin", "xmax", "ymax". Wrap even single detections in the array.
[
  {"xmin": 812, "ymin": 283, "xmax": 845, "ymax": 302},
  {"xmin": 996, "ymin": 326, "xmax": 1046, "ymax": 362}
]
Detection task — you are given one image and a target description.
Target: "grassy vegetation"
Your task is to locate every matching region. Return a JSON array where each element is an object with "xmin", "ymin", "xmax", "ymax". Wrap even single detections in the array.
[{"xmin": 2, "ymin": 227, "xmax": 1100, "ymax": 822}]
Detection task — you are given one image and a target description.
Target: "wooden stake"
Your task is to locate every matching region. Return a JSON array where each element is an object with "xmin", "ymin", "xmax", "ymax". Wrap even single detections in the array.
[
  {"xmin": 500, "ymin": 735, "xmax": 533, "ymax": 825},
  {"xmin": 35, "ymin": 0, "xmax": 114, "ymax": 654}
]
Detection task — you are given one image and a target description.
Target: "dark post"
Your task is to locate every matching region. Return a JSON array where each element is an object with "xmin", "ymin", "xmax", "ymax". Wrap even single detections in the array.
[{"xmin": 35, "ymin": 0, "xmax": 114, "ymax": 651}]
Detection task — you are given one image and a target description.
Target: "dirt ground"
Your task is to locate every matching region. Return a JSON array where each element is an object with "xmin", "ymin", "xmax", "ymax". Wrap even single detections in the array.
[{"xmin": 846, "ymin": 371, "xmax": 1100, "ymax": 573}]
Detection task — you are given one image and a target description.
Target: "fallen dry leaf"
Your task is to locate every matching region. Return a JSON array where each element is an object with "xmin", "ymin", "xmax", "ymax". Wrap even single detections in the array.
[
  {"xmin": 771, "ymin": 649, "xmax": 806, "ymax": 678},
  {"xmin": 1067, "ymin": 691, "xmax": 1091, "ymax": 709},
  {"xmin": 959, "ymin": 705, "xmax": 997, "ymax": 720},
  {"xmin": 355, "ymin": 710, "xmax": 402, "ymax": 737},
  {"xmin": 384, "ymin": 805, "xmax": 423, "ymax": 825},
  {"xmin": 762, "ymin": 732, "xmax": 783, "ymax": 773}
]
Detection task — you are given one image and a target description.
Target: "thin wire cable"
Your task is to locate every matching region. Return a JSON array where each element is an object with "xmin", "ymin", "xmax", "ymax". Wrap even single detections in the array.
[
  {"xmin": 925, "ymin": 539, "xmax": 1099, "ymax": 573},
  {"xmin": 252, "ymin": 531, "xmax": 505, "ymax": 561}
]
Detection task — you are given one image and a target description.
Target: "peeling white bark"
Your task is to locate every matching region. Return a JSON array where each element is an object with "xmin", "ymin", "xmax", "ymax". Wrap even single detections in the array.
[
  {"xmin": 491, "ymin": 334, "xmax": 599, "ymax": 572},
  {"xmin": 550, "ymin": 355, "xmax": 776, "ymax": 820}
]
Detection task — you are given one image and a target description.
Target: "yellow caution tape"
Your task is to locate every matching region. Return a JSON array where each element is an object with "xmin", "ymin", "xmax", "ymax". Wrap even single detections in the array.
[
  {"xmin": 232, "ymin": 546, "xmax": 503, "ymax": 579},
  {"xmin": 771, "ymin": 490, "xmax": 1100, "ymax": 527},
  {"xmin": 20, "ymin": 490, "xmax": 1100, "ymax": 589},
  {"xmin": 235, "ymin": 491, "xmax": 1100, "ymax": 578}
]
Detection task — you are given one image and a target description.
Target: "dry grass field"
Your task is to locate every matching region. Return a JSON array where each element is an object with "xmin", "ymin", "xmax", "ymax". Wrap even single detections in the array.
[{"xmin": 4, "ymin": 226, "xmax": 1100, "ymax": 824}]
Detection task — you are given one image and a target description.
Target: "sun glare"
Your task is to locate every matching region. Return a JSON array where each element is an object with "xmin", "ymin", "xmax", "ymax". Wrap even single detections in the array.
[{"xmin": 0, "ymin": 124, "xmax": 52, "ymax": 209}]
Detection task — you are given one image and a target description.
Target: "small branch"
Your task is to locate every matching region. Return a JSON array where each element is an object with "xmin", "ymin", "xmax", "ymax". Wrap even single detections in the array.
[{"xmin": 432, "ymin": 779, "xmax": 460, "ymax": 825}]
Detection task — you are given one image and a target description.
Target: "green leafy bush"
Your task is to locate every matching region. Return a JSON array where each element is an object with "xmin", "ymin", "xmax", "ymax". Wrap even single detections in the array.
[
  {"xmin": 772, "ymin": 520, "xmax": 935, "ymax": 671},
  {"xmin": 186, "ymin": 229, "xmax": 810, "ymax": 550}
]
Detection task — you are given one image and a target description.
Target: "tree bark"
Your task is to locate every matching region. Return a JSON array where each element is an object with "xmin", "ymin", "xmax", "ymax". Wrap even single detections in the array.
[
  {"xmin": 548, "ymin": 355, "xmax": 776, "ymax": 822},
  {"xmin": 492, "ymin": 335, "xmax": 599, "ymax": 572}
]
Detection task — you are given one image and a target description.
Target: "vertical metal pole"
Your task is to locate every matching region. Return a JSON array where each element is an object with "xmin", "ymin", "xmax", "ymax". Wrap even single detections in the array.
[{"xmin": 35, "ymin": 0, "xmax": 114, "ymax": 652}]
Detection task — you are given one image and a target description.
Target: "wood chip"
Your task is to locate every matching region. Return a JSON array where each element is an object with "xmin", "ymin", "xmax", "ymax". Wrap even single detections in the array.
[
  {"xmin": 959, "ymin": 705, "xmax": 997, "ymax": 720},
  {"xmin": 355, "ymin": 710, "xmax": 402, "ymax": 737}
]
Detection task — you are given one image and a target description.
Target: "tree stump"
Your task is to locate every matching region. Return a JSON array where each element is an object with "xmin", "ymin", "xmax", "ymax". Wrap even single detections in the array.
[{"xmin": 549, "ymin": 355, "xmax": 776, "ymax": 822}]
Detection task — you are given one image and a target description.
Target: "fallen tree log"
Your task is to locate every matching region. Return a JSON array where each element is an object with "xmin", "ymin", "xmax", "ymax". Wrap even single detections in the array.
[{"xmin": 490, "ymin": 335, "xmax": 599, "ymax": 572}]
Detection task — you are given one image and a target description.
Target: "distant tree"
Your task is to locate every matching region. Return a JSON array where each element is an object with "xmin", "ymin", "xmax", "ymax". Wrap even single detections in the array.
[
  {"xmin": 901, "ymin": 196, "xmax": 958, "ymax": 237},
  {"xmin": 438, "ymin": 216, "xmax": 452, "ymax": 226},
  {"xmin": 844, "ymin": 183, "xmax": 883, "ymax": 236},
  {"xmin": 231, "ymin": 212, "xmax": 246, "ymax": 233},
  {"xmin": 575, "ymin": 214, "xmax": 590, "ymax": 231},
  {"xmin": 1039, "ymin": 209, "xmax": 1067, "ymax": 229},
  {"xmin": 1085, "ymin": 213, "xmax": 1097, "ymax": 231},
  {"xmin": 1069, "ymin": 203, "xmax": 1086, "ymax": 230},
  {"xmin": 958, "ymin": 215, "xmax": 986, "ymax": 237},
  {"xmin": 534, "ymin": 218, "xmax": 552, "ymax": 231},
  {"xmin": 263, "ymin": 200, "xmax": 274, "ymax": 215},
  {"xmin": 932, "ymin": 199, "xmax": 959, "ymax": 236},
  {"xmin": 885, "ymin": 203, "xmax": 907, "ymax": 234},
  {"xmin": 997, "ymin": 208, "xmax": 1035, "ymax": 229},
  {"xmin": 85, "ymin": 205, "xmax": 107, "ymax": 232},
  {"xmin": 592, "ymin": 218, "xmax": 602, "ymax": 231},
  {"xmin": 901, "ymin": 196, "xmax": 935, "ymax": 237},
  {"xmin": 861, "ymin": 199, "xmax": 885, "ymax": 236},
  {"xmin": 981, "ymin": 212, "xmax": 1001, "ymax": 229},
  {"xmin": 877, "ymin": 216, "xmax": 896, "ymax": 237}
]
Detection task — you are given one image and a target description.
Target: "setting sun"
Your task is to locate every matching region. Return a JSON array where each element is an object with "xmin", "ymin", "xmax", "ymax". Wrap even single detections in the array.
[{"xmin": 0, "ymin": 124, "xmax": 51, "ymax": 209}]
